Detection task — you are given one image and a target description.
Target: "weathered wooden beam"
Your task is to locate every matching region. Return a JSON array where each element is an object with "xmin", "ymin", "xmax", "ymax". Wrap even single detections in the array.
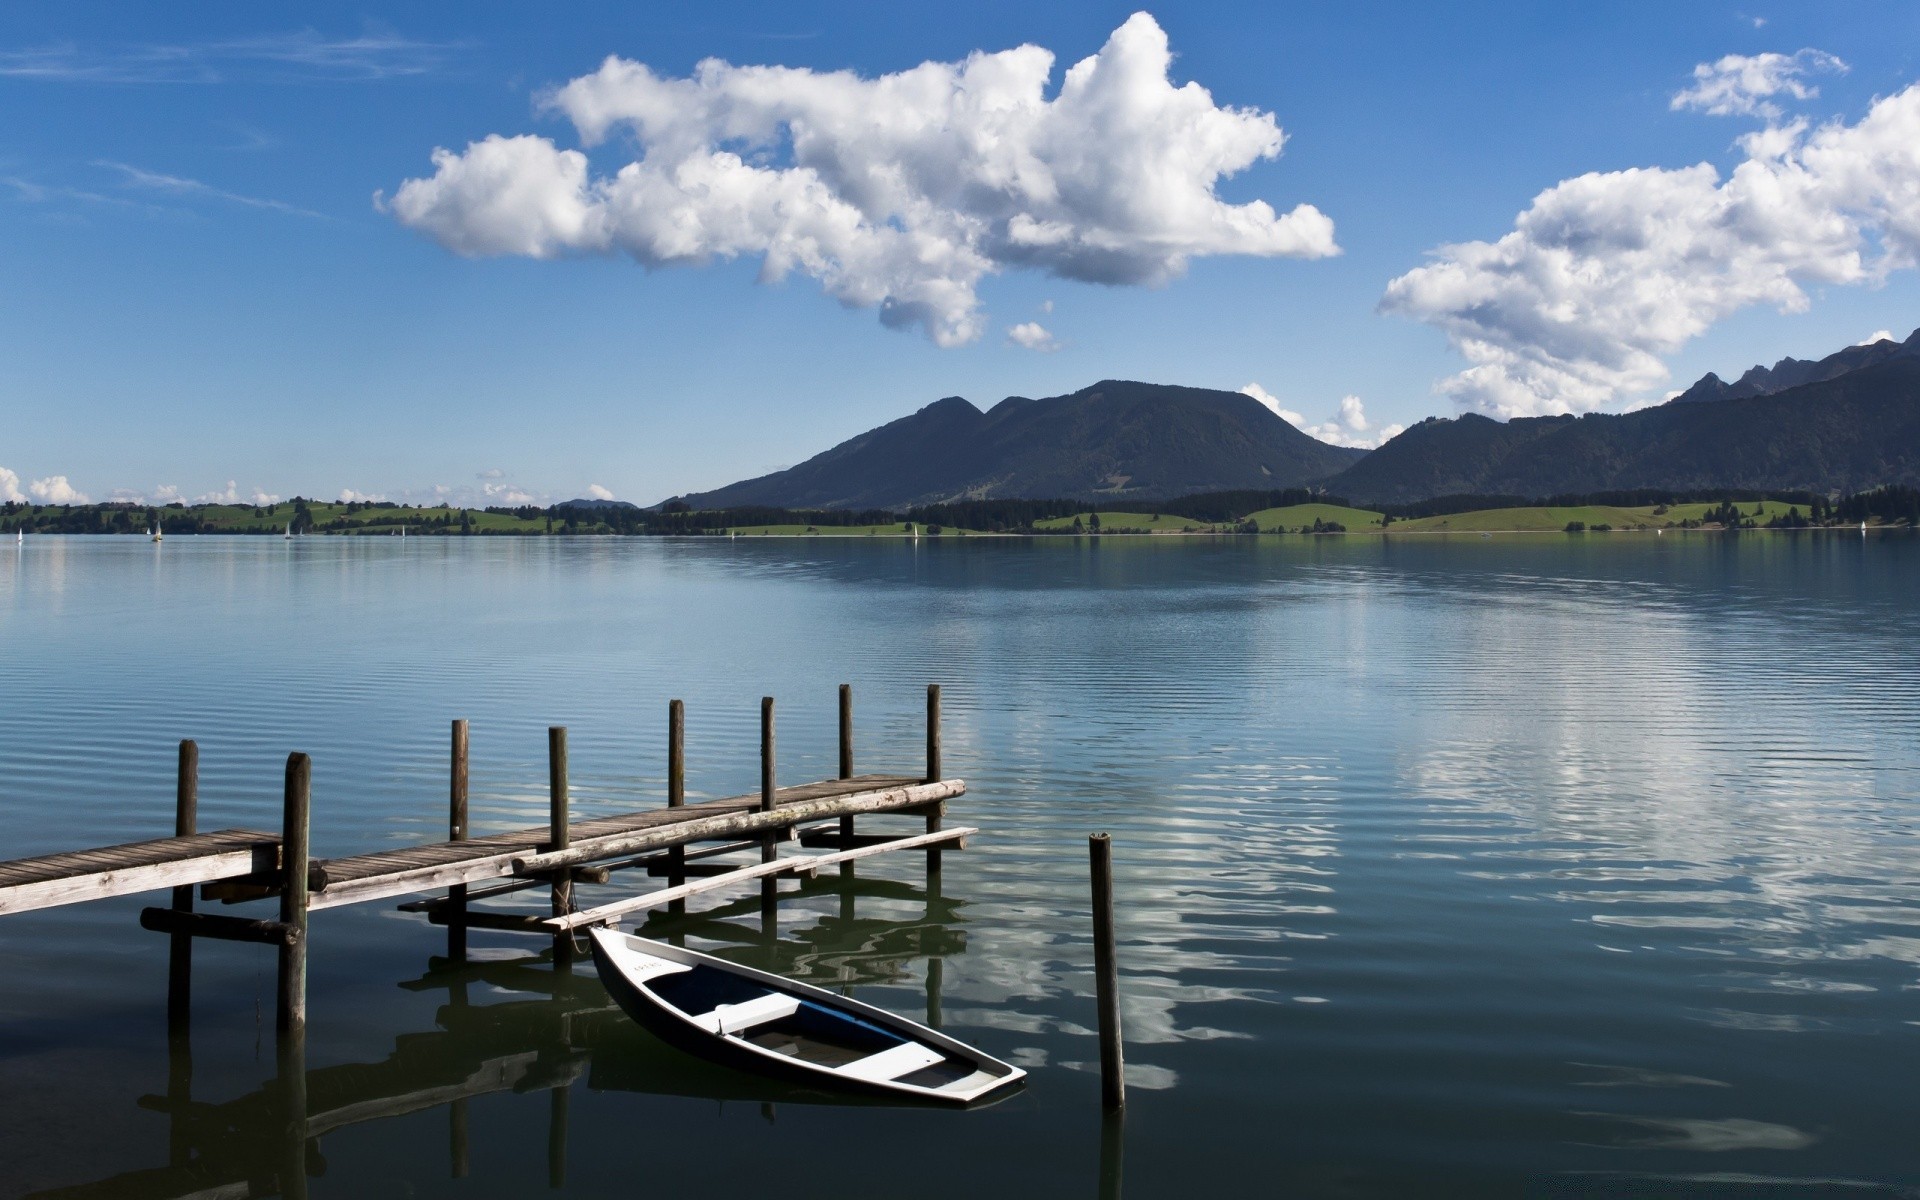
[
  {"xmin": 309, "ymin": 779, "xmax": 964, "ymax": 911},
  {"xmin": 141, "ymin": 905, "xmax": 297, "ymax": 946},
  {"xmin": 508, "ymin": 779, "xmax": 963, "ymax": 878},
  {"xmin": 926, "ymin": 684, "xmax": 944, "ymax": 878},
  {"xmin": 547, "ymin": 825, "xmax": 976, "ymax": 931},
  {"xmin": 426, "ymin": 909, "xmax": 555, "ymax": 933},
  {"xmin": 0, "ymin": 830, "xmax": 280, "ymax": 917},
  {"xmin": 797, "ymin": 829, "xmax": 917, "ymax": 851}
]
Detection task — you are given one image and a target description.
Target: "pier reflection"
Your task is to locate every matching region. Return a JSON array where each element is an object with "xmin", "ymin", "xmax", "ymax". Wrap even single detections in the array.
[{"xmin": 27, "ymin": 872, "xmax": 967, "ymax": 1200}]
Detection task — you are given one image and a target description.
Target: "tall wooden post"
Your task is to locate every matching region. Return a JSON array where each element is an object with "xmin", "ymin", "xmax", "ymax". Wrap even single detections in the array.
[
  {"xmin": 548, "ymin": 727, "xmax": 571, "ymax": 967},
  {"xmin": 167, "ymin": 739, "xmax": 198, "ymax": 1037},
  {"xmin": 838, "ymin": 684, "xmax": 855, "ymax": 881},
  {"xmin": 277, "ymin": 754, "xmax": 313, "ymax": 1197},
  {"xmin": 167, "ymin": 739, "xmax": 198, "ymax": 1168},
  {"xmin": 668, "ymin": 700, "xmax": 686, "ymax": 916},
  {"xmin": 760, "ymin": 697, "xmax": 777, "ymax": 930},
  {"xmin": 448, "ymin": 720, "xmax": 469, "ymax": 962},
  {"xmin": 277, "ymin": 753, "xmax": 311, "ymax": 1040},
  {"xmin": 1090, "ymin": 833, "xmax": 1124, "ymax": 1111},
  {"xmin": 925, "ymin": 684, "xmax": 944, "ymax": 878}
]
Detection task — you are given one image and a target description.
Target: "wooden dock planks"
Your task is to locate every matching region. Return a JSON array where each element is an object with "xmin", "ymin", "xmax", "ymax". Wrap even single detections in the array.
[{"xmin": 0, "ymin": 829, "xmax": 280, "ymax": 917}]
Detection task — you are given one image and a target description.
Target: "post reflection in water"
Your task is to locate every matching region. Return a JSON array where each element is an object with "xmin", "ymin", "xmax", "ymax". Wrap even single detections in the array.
[{"xmin": 28, "ymin": 867, "xmax": 971, "ymax": 1200}]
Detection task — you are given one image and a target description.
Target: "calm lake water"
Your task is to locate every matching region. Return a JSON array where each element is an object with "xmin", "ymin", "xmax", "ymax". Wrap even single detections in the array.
[{"xmin": 1, "ymin": 533, "xmax": 1916, "ymax": 1198}]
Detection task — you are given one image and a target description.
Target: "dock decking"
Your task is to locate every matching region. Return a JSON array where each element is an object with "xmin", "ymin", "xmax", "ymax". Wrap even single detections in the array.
[{"xmin": 0, "ymin": 828, "xmax": 280, "ymax": 917}]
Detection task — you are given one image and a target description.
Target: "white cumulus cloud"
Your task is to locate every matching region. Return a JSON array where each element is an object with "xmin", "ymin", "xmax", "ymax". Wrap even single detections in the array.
[
  {"xmin": 1381, "ymin": 77, "xmax": 1920, "ymax": 417},
  {"xmin": 29, "ymin": 475, "xmax": 89, "ymax": 504},
  {"xmin": 338, "ymin": 488, "xmax": 386, "ymax": 503},
  {"xmin": 0, "ymin": 467, "xmax": 25, "ymax": 503},
  {"xmin": 586, "ymin": 483, "xmax": 615, "ymax": 500},
  {"xmin": 1672, "ymin": 49, "xmax": 1846, "ymax": 120},
  {"xmin": 1859, "ymin": 329, "xmax": 1895, "ymax": 345},
  {"xmin": 383, "ymin": 12, "xmax": 1337, "ymax": 346},
  {"xmin": 1240, "ymin": 385, "xmax": 1401, "ymax": 449},
  {"xmin": 1006, "ymin": 321, "xmax": 1059, "ymax": 351}
]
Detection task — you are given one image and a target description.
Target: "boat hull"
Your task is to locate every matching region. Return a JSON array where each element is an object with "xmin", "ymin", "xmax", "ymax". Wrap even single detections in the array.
[{"xmin": 589, "ymin": 928, "xmax": 1023, "ymax": 1105}]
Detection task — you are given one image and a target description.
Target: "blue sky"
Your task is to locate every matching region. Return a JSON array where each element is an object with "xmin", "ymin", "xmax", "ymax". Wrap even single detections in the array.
[{"xmin": 3, "ymin": 1, "xmax": 1918, "ymax": 507}]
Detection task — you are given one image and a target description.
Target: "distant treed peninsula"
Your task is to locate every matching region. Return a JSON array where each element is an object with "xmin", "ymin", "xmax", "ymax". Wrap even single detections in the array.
[{"xmin": 7, "ymin": 485, "xmax": 1918, "ymax": 540}]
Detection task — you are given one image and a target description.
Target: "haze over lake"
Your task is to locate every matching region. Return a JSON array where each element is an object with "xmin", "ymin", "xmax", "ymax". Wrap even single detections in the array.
[{"xmin": 1, "ymin": 534, "xmax": 1916, "ymax": 1197}]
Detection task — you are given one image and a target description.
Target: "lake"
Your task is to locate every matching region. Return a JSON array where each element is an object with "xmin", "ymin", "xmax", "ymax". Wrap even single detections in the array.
[{"xmin": 1, "ymin": 533, "xmax": 1916, "ymax": 1198}]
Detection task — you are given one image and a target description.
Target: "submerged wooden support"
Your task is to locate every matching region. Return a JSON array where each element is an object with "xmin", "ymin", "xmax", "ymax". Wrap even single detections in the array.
[
  {"xmin": 1090, "ymin": 833, "xmax": 1124, "ymax": 1111},
  {"xmin": 140, "ymin": 906, "xmax": 297, "ymax": 945},
  {"xmin": 167, "ymin": 739, "xmax": 198, "ymax": 1037},
  {"xmin": 448, "ymin": 719, "xmax": 469, "ymax": 962}
]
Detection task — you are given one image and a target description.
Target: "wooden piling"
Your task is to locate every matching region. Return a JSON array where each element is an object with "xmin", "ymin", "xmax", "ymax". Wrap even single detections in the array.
[
  {"xmin": 668, "ymin": 700, "xmax": 685, "ymax": 916},
  {"xmin": 547, "ymin": 1083, "xmax": 569, "ymax": 1189},
  {"xmin": 167, "ymin": 739, "xmax": 198, "ymax": 1037},
  {"xmin": 548, "ymin": 727, "xmax": 571, "ymax": 966},
  {"xmin": 838, "ymin": 684, "xmax": 854, "ymax": 881},
  {"xmin": 277, "ymin": 753, "xmax": 311, "ymax": 1040},
  {"xmin": 760, "ymin": 697, "xmax": 777, "ymax": 922},
  {"xmin": 925, "ymin": 684, "xmax": 944, "ymax": 877},
  {"xmin": 448, "ymin": 720, "xmax": 469, "ymax": 962},
  {"xmin": 1090, "ymin": 832, "xmax": 1124, "ymax": 1110}
]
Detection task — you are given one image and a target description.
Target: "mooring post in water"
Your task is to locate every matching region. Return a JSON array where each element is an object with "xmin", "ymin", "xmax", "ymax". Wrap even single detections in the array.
[
  {"xmin": 838, "ymin": 684, "xmax": 855, "ymax": 880},
  {"xmin": 760, "ymin": 696, "xmax": 778, "ymax": 930},
  {"xmin": 277, "ymin": 753, "xmax": 310, "ymax": 1041},
  {"xmin": 276, "ymin": 753, "xmax": 313, "ymax": 1198},
  {"xmin": 1090, "ymin": 832, "xmax": 1124, "ymax": 1111},
  {"xmin": 448, "ymin": 719, "xmax": 469, "ymax": 962},
  {"xmin": 925, "ymin": 684, "xmax": 944, "ymax": 879},
  {"xmin": 548, "ymin": 727, "xmax": 571, "ymax": 967},
  {"xmin": 167, "ymin": 738, "xmax": 198, "ymax": 1038},
  {"xmin": 667, "ymin": 699, "xmax": 686, "ymax": 916}
]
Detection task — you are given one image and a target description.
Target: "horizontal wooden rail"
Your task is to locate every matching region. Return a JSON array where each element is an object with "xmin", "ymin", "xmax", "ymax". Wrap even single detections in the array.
[
  {"xmin": 511, "ymin": 781, "xmax": 962, "ymax": 877},
  {"xmin": 545, "ymin": 825, "xmax": 977, "ymax": 932},
  {"xmin": 139, "ymin": 906, "xmax": 298, "ymax": 946},
  {"xmin": 309, "ymin": 778, "xmax": 962, "ymax": 912}
]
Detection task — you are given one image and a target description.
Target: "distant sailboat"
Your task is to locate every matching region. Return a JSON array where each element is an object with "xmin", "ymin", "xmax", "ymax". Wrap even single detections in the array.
[
  {"xmin": 1861, "ymin": 520, "xmax": 1868, "ymax": 534},
  {"xmin": 149, "ymin": 526, "xmax": 162, "ymax": 542},
  {"xmin": 284, "ymin": 522, "xmax": 293, "ymax": 540}
]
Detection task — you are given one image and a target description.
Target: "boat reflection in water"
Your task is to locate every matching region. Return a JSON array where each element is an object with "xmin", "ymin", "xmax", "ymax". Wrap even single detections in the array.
[{"xmin": 24, "ymin": 871, "xmax": 1029, "ymax": 1200}]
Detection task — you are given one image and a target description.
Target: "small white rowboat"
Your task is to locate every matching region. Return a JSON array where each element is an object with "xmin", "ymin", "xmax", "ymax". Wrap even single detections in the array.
[{"xmin": 588, "ymin": 927, "xmax": 1025, "ymax": 1105}]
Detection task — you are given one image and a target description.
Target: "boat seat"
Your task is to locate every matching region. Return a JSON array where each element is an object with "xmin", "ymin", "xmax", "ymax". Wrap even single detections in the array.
[
  {"xmin": 699, "ymin": 992, "xmax": 801, "ymax": 1035},
  {"xmin": 835, "ymin": 1040, "xmax": 945, "ymax": 1083}
]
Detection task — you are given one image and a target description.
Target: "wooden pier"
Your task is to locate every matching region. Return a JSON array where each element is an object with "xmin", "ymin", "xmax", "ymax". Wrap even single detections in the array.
[{"xmin": 0, "ymin": 685, "xmax": 968, "ymax": 1049}]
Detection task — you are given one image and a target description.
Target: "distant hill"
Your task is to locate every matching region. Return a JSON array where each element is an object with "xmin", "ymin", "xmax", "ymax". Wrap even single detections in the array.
[
  {"xmin": 556, "ymin": 497, "xmax": 639, "ymax": 510},
  {"xmin": 1328, "ymin": 354, "xmax": 1920, "ymax": 504},
  {"xmin": 673, "ymin": 380, "xmax": 1364, "ymax": 510}
]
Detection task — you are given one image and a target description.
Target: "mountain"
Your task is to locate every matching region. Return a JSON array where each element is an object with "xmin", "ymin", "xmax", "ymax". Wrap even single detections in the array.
[
  {"xmin": 1328, "ymin": 355, "xmax": 1920, "ymax": 503},
  {"xmin": 1669, "ymin": 327, "xmax": 1920, "ymax": 404},
  {"xmin": 674, "ymin": 380, "xmax": 1364, "ymax": 510}
]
